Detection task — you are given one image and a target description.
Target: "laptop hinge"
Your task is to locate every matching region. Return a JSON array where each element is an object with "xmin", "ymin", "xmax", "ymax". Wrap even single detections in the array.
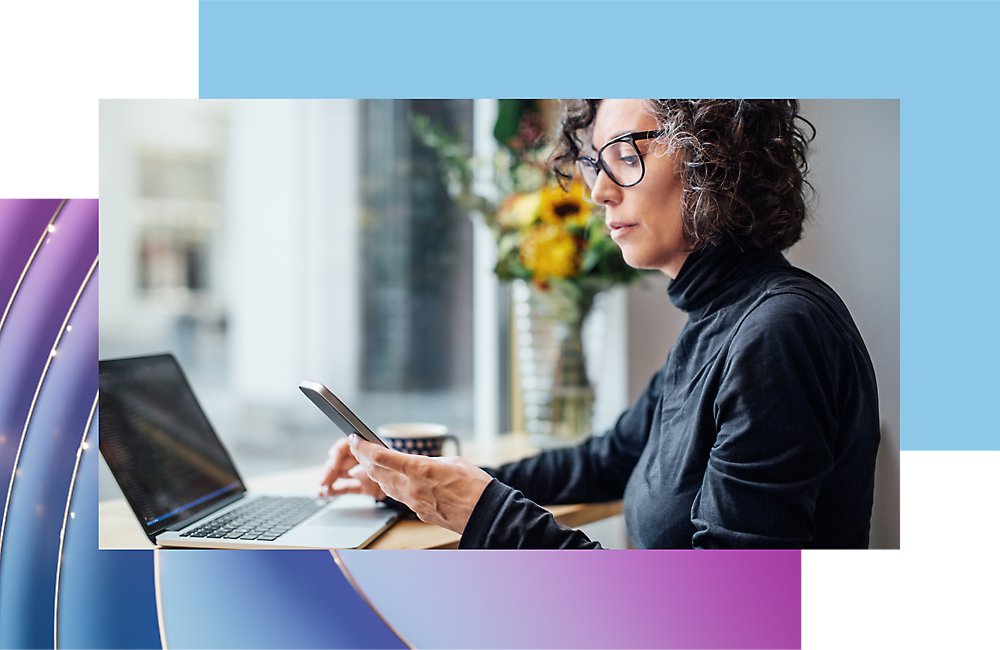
[{"xmin": 165, "ymin": 492, "xmax": 245, "ymax": 532}]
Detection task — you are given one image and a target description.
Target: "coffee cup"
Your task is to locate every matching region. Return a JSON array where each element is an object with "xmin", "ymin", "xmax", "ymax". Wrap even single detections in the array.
[{"xmin": 376, "ymin": 423, "xmax": 461, "ymax": 457}]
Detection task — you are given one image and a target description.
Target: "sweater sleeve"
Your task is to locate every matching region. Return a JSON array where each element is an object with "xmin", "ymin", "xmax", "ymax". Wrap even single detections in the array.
[
  {"xmin": 691, "ymin": 293, "xmax": 839, "ymax": 548},
  {"xmin": 485, "ymin": 364, "xmax": 663, "ymax": 505},
  {"xmin": 458, "ymin": 365, "xmax": 665, "ymax": 549},
  {"xmin": 459, "ymin": 479, "xmax": 603, "ymax": 549}
]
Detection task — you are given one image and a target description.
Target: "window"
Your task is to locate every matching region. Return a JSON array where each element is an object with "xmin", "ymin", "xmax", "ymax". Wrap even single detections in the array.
[
  {"xmin": 359, "ymin": 100, "xmax": 474, "ymax": 395},
  {"xmin": 99, "ymin": 99, "xmax": 483, "ymax": 497}
]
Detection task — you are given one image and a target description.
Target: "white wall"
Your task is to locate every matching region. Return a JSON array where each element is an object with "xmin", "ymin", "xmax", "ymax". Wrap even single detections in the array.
[
  {"xmin": 97, "ymin": 100, "xmax": 135, "ymax": 340},
  {"xmin": 625, "ymin": 100, "xmax": 900, "ymax": 548},
  {"xmin": 98, "ymin": 99, "xmax": 229, "ymax": 354},
  {"xmin": 790, "ymin": 99, "xmax": 900, "ymax": 550},
  {"xmin": 225, "ymin": 100, "xmax": 361, "ymax": 415}
]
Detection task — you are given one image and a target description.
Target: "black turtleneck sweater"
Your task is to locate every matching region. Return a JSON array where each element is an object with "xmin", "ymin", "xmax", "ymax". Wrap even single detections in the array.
[{"xmin": 459, "ymin": 244, "xmax": 880, "ymax": 549}]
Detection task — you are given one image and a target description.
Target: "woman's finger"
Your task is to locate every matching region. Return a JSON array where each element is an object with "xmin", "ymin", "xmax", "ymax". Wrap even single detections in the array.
[
  {"xmin": 349, "ymin": 438, "xmax": 425, "ymax": 502},
  {"xmin": 358, "ymin": 459, "xmax": 406, "ymax": 494},
  {"xmin": 324, "ymin": 468, "xmax": 386, "ymax": 500},
  {"xmin": 324, "ymin": 478, "xmax": 365, "ymax": 497},
  {"xmin": 319, "ymin": 438, "xmax": 359, "ymax": 491},
  {"xmin": 319, "ymin": 460, "xmax": 346, "ymax": 492},
  {"xmin": 347, "ymin": 434, "xmax": 493, "ymax": 534},
  {"xmin": 349, "ymin": 435, "xmax": 416, "ymax": 474}
]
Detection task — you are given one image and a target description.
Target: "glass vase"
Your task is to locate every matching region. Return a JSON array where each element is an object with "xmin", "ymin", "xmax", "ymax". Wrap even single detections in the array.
[{"xmin": 512, "ymin": 280, "xmax": 598, "ymax": 448}]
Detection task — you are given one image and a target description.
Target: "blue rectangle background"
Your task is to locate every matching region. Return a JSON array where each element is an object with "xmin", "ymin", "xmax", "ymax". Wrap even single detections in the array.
[{"xmin": 200, "ymin": 0, "xmax": 999, "ymax": 447}]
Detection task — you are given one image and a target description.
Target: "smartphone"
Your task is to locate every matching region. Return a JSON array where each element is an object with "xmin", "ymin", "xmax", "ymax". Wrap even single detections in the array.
[{"xmin": 299, "ymin": 381, "xmax": 388, "ymax": 447}]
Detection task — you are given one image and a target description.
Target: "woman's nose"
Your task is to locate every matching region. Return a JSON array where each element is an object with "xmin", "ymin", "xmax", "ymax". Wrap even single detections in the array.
[{"xmin": 589, "ymin": 170, "xmax": 621, "ymax": 206}]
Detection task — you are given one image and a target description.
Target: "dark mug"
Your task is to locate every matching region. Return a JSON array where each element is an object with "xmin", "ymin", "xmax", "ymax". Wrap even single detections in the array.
[{"xmin": 376, "ymin": 423, "xmax": 461, "ymax": 457}]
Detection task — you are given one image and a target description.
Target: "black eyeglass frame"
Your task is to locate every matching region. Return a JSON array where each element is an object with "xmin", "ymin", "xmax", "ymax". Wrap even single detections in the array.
[{"xmin": 576, "ymin": 130, "xmax": 665, "ymax": 189}]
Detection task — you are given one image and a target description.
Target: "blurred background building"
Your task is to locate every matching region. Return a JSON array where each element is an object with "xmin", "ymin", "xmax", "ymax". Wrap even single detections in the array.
[{"xmin": 99, "ymin": 99, "xmax": 899, "ymax": 548}]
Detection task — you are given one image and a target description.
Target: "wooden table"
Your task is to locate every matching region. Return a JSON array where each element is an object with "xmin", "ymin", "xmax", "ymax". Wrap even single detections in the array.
[{"xmin": 99, "ymin": 433, "xmax": 622, "ymax": 550}]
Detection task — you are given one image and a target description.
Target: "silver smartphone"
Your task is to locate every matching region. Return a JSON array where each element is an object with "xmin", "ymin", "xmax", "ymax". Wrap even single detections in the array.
[{"xmin": 299, "ymin": 381, "xmax": 388, "ymax": 447}]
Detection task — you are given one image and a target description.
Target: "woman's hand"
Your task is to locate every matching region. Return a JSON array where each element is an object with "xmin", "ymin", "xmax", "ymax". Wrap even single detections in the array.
[
  {"xmin": 319, "ymin": 437, "xmax": 386, "ymax": 500},
  {"xmin": 348, "ymin": 435, "xmax": 493, "ymax": 535}
]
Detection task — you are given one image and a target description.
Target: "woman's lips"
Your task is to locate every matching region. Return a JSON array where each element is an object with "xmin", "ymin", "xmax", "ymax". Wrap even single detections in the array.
[{"xmin": 607, "ymin": 221, "xmax": 637, "ymax": 241}]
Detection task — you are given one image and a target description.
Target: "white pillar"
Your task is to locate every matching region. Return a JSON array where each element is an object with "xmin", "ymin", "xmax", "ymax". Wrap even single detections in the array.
[
  {"xmin": 589, "ymin": 286, "xmax": 629, "ymax": 433},
  {"xmin": 472, "ymin": 99, "xmax": 500, "ymax": 443},
  {"xmin": 97, "ymin": 100, "xmax": 135, "ymax": 346}
]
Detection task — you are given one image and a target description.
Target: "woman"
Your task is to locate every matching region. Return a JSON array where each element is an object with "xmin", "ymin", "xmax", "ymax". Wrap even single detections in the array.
[{"xmin": 320, "ymin": 99, "xmax": 881, "ymax": 549}]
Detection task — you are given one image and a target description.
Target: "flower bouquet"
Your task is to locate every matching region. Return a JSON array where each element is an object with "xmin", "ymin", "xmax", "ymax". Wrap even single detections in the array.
[{"xmin": 415, "ymin": 100, "xmax": 644, "ymax": 443}]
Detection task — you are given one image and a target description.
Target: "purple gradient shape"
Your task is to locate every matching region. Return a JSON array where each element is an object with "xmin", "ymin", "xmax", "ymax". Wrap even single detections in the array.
[
  {"xmin": 901, "ymin": 451, "xmax": 1000, "ymax": 560},
  {"xmin": 340, "ymin": 550, "xmax": 800, "ymax": 649},
  {"xmin": 341, "ymin": 551, "xmax": 1000, "ymax": 650},
  {"xmin": 0, "ymin": 199, "xmax": 64, "ymax": 314},
  {"xmin": 0, "ymin": 273, "xmax": 97, "ymax": 647},
  {"xmin": 0, "ymin": 199, "xmax": 98, "ymax": 528}
]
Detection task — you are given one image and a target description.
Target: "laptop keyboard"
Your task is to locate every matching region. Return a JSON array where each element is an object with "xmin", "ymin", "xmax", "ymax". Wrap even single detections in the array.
[{"xmin": 179, "ymin": 496, "xmax": 326, "ymax": 542}]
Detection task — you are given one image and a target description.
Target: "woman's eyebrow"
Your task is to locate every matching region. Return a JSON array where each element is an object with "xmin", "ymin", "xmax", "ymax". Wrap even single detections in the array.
[{"xmin": 596, "ymin": 129, "xmax": 641, "ymax": 148}]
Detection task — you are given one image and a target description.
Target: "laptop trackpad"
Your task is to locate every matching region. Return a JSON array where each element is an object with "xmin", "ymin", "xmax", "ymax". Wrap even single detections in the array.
[{"xmin": 308, "ymin": 508, "xmax": 393, "ymax": 527}]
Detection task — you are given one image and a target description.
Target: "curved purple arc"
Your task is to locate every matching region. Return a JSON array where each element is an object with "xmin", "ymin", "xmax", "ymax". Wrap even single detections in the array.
[{"xmin": 331, "ymin": 549, "xmax": 416, "ymax": 650}]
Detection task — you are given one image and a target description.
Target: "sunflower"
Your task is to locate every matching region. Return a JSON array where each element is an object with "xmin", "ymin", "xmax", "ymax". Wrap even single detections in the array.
[
  {"xmin": 518, "ymin": 222, "xmax": 579, "ymax": 282},
  {"xmin": 497, "ymin": 191, "xmax": 543, "ymax": 230},
  {"xmin": 539, "ymin": 181, "xmax": 592, "ymax": 229}
]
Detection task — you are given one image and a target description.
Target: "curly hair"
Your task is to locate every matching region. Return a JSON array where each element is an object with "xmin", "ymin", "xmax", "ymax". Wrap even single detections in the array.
[{"xmin": 551, "ymin": 100, "xmax": 815, "ymax": 252}]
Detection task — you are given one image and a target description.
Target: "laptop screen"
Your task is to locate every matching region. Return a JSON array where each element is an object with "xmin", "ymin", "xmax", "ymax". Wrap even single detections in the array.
[{"xmin": 99, "ymin": 354, "xmax": 245, "ymax": 535}]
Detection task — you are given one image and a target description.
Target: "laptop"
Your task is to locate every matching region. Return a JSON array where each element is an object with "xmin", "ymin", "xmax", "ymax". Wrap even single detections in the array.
[{"xmin": 98, "ymin": 354, "xmax": 397, "ymax": 549}]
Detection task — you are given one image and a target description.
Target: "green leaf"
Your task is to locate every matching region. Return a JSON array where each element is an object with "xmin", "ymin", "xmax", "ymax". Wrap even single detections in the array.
[
  {"xmin": 494, "ymin": 99, "xmax": 534, "ymax": 146},
  {"xmin": 497, "ymin": 232, "xmax": 519, "ymax": 259},
  {"xmin": 500, "ymin": 257, "xmax": 533, "ymax": 281},
  {"xmin": 581, "ymin": 248, "xmax": 601, "ymax": 274}
]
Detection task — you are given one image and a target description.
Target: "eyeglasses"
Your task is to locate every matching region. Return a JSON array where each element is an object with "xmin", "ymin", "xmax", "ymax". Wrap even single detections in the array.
[{"xmin": 575, "ymin": 130, "xmax": 664, "ymax": 191}]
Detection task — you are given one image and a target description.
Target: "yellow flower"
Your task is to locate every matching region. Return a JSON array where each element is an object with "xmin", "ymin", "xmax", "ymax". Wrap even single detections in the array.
[
  {"xmin": 539, "ymin": 181, "xmax": 591, "ymax": 229},
  {"xmin": 518, "ymin": 222, "xmax": 579, "ymax": 281},
  {"xmin": 497, "ymin": 192, "xmax": 543, "ymax": 229}
]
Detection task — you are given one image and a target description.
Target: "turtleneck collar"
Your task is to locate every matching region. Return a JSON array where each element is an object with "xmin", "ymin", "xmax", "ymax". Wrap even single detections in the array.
[{"xmin": 667, "ymin": 243, "xmax": 788, "ymax": 317}]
